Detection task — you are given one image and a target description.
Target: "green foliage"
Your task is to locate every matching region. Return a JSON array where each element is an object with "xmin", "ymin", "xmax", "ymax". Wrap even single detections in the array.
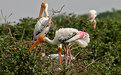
[{"xmin": 0, "ymin": 10, "xmax": 121, "ymax": 74}]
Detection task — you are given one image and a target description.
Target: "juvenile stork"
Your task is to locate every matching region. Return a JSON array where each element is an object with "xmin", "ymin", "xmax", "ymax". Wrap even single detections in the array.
[{"xmin": 29, "ymin": 28, "xmax": 90, "ymax": 65}]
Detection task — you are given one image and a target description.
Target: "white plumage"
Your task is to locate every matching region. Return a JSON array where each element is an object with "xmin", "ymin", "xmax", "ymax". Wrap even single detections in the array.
[
  {"xmin": 88, "ymin": 9, "xmax": 97, "ymax": 22},
  {"xmin": 29, "ymin": 28, "xmax": 90, "ymax": 65},
  {"xmin": 34, "ymin": 17, "xmax": 52, "ymax": 38},
  {"xmin": 43, "ymin": 28, "xmax": 90, "ymax": 46},
  {"xmin": 33, "ymin": 2, "xmax": 53, "ymax": 41},
  {"xmin": 88, "ymin": 9, "xmax": 97, "ymax": 30},
  {"xmin": 48, "ymin": 54, "xmax": 75, "ymax": 60},
  {"xmin": 42, "ymin": 28, "xmax": 90, "ymax": 65}
]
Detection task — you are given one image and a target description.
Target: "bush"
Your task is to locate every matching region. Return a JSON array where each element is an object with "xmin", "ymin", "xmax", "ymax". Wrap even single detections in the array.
[{"xmin": 0, "ymin": 11, "xmax": 121, "ymax": 74}]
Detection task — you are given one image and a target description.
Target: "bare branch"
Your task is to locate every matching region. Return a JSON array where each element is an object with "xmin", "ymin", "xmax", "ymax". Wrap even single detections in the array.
[
  {"xmin": 1, "ymin": 10, "xmax": 13, "ymax": 22},
  {"xmin": 1, "ymin": 10, "xmax": 5, "ymax": 20},
  {"xmin": 74, "ymin": 51, "xmax": 81, "ymax": 58},
  {"xmin": 0, "ymin": 10, "xmax": 16, "ymax": 43},
  {"xmin": 7, "ymin": 13, "xmax": 13, "ymax": 19},
  {"xmin": 51, "ymin": 5, "xmax": 65, "ymax": 15},
  {"xmin": 84, "ymin": 59, "xmax": 95, "ymax": 69}
]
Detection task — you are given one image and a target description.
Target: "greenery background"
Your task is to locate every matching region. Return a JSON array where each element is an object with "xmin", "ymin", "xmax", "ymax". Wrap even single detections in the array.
[{"xmin": 0, "ymin": 9, "xmax": 121, "ymax": 75}]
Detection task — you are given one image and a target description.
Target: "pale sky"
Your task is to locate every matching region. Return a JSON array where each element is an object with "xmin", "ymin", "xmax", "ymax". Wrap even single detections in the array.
[{"xmin": 0, "ymin": 0, "xmax": 121, "ymax": 23}]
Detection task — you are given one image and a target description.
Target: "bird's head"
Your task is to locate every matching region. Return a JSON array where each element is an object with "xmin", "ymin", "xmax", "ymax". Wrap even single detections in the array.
[
  {"xmin": 78, "ymin": 31, "xmax": 89, "ymax": 38},
  {"xmin": 78, "ymin": 31, "xmax": 90, "ymax": 42},
  {"xmin": 38, "ymin": 2, "xmax": 48, "ymax": 19},
  {"xmin": 28, "ymin": 36, "xmax": 45, "ymax": 53},
  {"xmin": 88, "ymin": 10, "xmax": 97, "ymax": 20}
]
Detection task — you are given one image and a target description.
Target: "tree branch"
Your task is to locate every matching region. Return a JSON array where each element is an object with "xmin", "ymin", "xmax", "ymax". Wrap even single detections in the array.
[{"xmin": 1, "ymin": 10, "xmax": 16, "ymax": 43}]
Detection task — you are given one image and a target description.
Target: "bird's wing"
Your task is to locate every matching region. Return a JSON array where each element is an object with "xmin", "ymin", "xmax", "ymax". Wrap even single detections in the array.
[
  {"xmin": 58, "ymin": 32, "xmax": 77, "ymax": 44},
  {"xmin": 34, "ymin": 17, "xmax": 51, "ymax": 36},
  {"xmin": 65, "ymin": 34, "xmax": 80, "ymax": 43},
  {"xmin": 75, "ymin": 39, "xmax": 88, "ymax": 47}
]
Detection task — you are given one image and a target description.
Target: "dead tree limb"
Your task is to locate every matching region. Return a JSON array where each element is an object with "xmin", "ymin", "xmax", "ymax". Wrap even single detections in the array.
[{"xmin": 1, "ymin": 10, "xmax": 16, "ymax": 43}]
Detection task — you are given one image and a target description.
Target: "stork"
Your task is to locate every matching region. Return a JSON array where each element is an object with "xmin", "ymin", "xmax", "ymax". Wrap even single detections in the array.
[
  {"xmin": 88, "ymin": 10, "xmax": 97, "ymax": 30},
  {"xmin": 31, "ymin": 2, "xmax": 54, "ymax": 56},
  {"xmin": 28, "ymin": 28, "xmax": 90, "ymax": 65}
]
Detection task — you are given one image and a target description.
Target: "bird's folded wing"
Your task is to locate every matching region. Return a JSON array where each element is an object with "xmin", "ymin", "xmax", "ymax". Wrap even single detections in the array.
[{"xmin": 65, "ymin": 35, "xmax": 80, "ymax": 43}]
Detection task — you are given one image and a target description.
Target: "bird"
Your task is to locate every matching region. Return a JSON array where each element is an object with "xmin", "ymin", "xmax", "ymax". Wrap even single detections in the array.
[
  {"xmin": 28, "ymin": 28, "xmax": 90, "ymax": 65},
  {"xmin": 30, "ymin": 2, "xmax": 54, "ymax": 55},
  {"xmin": 48, "ymin": 54, "xmax": 75, "ymax": 60},
  {"xmin": 33, "ymin": 2, "xmax": 53, "ymax": 41},
  {"xmin": 88, "ymin": 10, "xmax": 97, "ymax": 30}
]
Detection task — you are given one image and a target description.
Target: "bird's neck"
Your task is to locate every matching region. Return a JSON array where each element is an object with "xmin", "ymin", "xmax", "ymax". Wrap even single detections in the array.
[
  {"xmin": 44, "ymin": 37, "xmax": 56, "ymax": 45},
  {"xmin": 44, "ymin": 7, "xmax": 49, "ymax": 17}
]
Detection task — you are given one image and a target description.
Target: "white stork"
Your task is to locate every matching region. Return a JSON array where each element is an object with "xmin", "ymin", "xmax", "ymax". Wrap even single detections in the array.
[
  {"xmin": 28, "ymin": 28, "xmax": 90, "ymax": 65},
  {"xmin": 30, "ymin": 2, "xmax": 53, "ymax": 55},
  {"xmin": 88, "ymin": 10, "xmax": 97, "ymax": 30}
]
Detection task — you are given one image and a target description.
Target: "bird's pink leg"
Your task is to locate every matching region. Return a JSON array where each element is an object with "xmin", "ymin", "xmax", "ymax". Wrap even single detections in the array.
[
  {"xmin": 65, "ymin": 45, "xmax": 69, "ymax": 65},
  {"xmin": 64, "ymin": 46, "xmax": 67, "ymax": 65},
  {"xmin": 67, "ymin": 45, "xmax": 71, "ymax": 65}
]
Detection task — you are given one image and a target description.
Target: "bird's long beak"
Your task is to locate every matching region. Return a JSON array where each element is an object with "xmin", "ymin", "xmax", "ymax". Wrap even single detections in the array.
[
  {"xmin": 38, "ymin": 2, "xmax": 46, "ymax": 19},
  {"xmin": 28, "ymin": 36, "xmax": 45, "ymax": 53}
]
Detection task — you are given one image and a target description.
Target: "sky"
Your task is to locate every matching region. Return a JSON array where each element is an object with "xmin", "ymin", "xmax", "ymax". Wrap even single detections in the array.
[{"xmin": 0, "ymin": 0, "xmax": 121, "ymax": 23}]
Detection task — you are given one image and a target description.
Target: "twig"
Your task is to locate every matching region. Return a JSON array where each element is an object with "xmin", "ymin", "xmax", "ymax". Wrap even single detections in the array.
[
  {"xmin": 84, "ymin": 59, "xmax": 95, "ymax": 69},
  {"xmin": 51, "ymin": 5, "xmax": 65, "ymax": 14},
  {"xmin": 22, "ymin": 41, "xmax": 33, "ymax": 44},
  {"xmin": 71, "ymin": 46, "xmax": 79, "ymax": 50},
  {"xmin": 84, "ymin": 54, "xmax": 107, "ymax": 70},
  {"xmin": 74, "ymin": 51, "xmax": 81, "ymax": 58},
  {"xmin": 1, "ymin": 10, "xmax": 16, "ymax": 43},
  {"xmin": 7, "ymin": 13, "xmax": 12, "ymax": 19},
  {"xmin": 21, "ymin": 28, "xmax": 26, "ymax": 41}
]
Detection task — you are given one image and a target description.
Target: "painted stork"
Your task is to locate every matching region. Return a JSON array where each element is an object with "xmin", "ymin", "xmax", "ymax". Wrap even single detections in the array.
[
  {"xmin": 30, "ymin": 2, "xmax": 54, "ymax": 55},
  {"xmin": 28, "ymin": 28, "xmax": 90, "ymax": 65},
  {"xmin": 33, "ymin": 2, "xmax": 53, "ymax": 41},
  {"xmin": 88, "ymin": 10, "xmax": 97, "ymax": 30}
]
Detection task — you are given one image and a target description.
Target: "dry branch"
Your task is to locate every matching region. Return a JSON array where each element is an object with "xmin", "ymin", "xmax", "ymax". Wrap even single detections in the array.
[{"xmin": 1, "ymin": 10, "xmax": 16, "ymax": 43}]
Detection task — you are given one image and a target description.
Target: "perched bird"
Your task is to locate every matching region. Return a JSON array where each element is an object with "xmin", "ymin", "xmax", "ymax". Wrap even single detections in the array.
[
  {"xmin": 30, "ymin": 2, "xmax": 54, "ymax": 55},
  {"xmin": 28, "ymin": 28, "xmax": 90, "ymax": 65},
  {"xmin": 33, "ymin": 2, "xmax": 53, "ymax": 41},
  {"xmin": 88, "ymin": 10, "xmax": 97, "ymax": 30}
]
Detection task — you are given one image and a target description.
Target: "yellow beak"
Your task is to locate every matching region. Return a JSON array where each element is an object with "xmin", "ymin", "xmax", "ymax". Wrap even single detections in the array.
[
  {"xmin": 38, "ymin": 6, "xmax": 45, "ymax": 19},
  {"xmin": 28, "ymin": 36, "xmax": 45, "ymax": 53}
]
